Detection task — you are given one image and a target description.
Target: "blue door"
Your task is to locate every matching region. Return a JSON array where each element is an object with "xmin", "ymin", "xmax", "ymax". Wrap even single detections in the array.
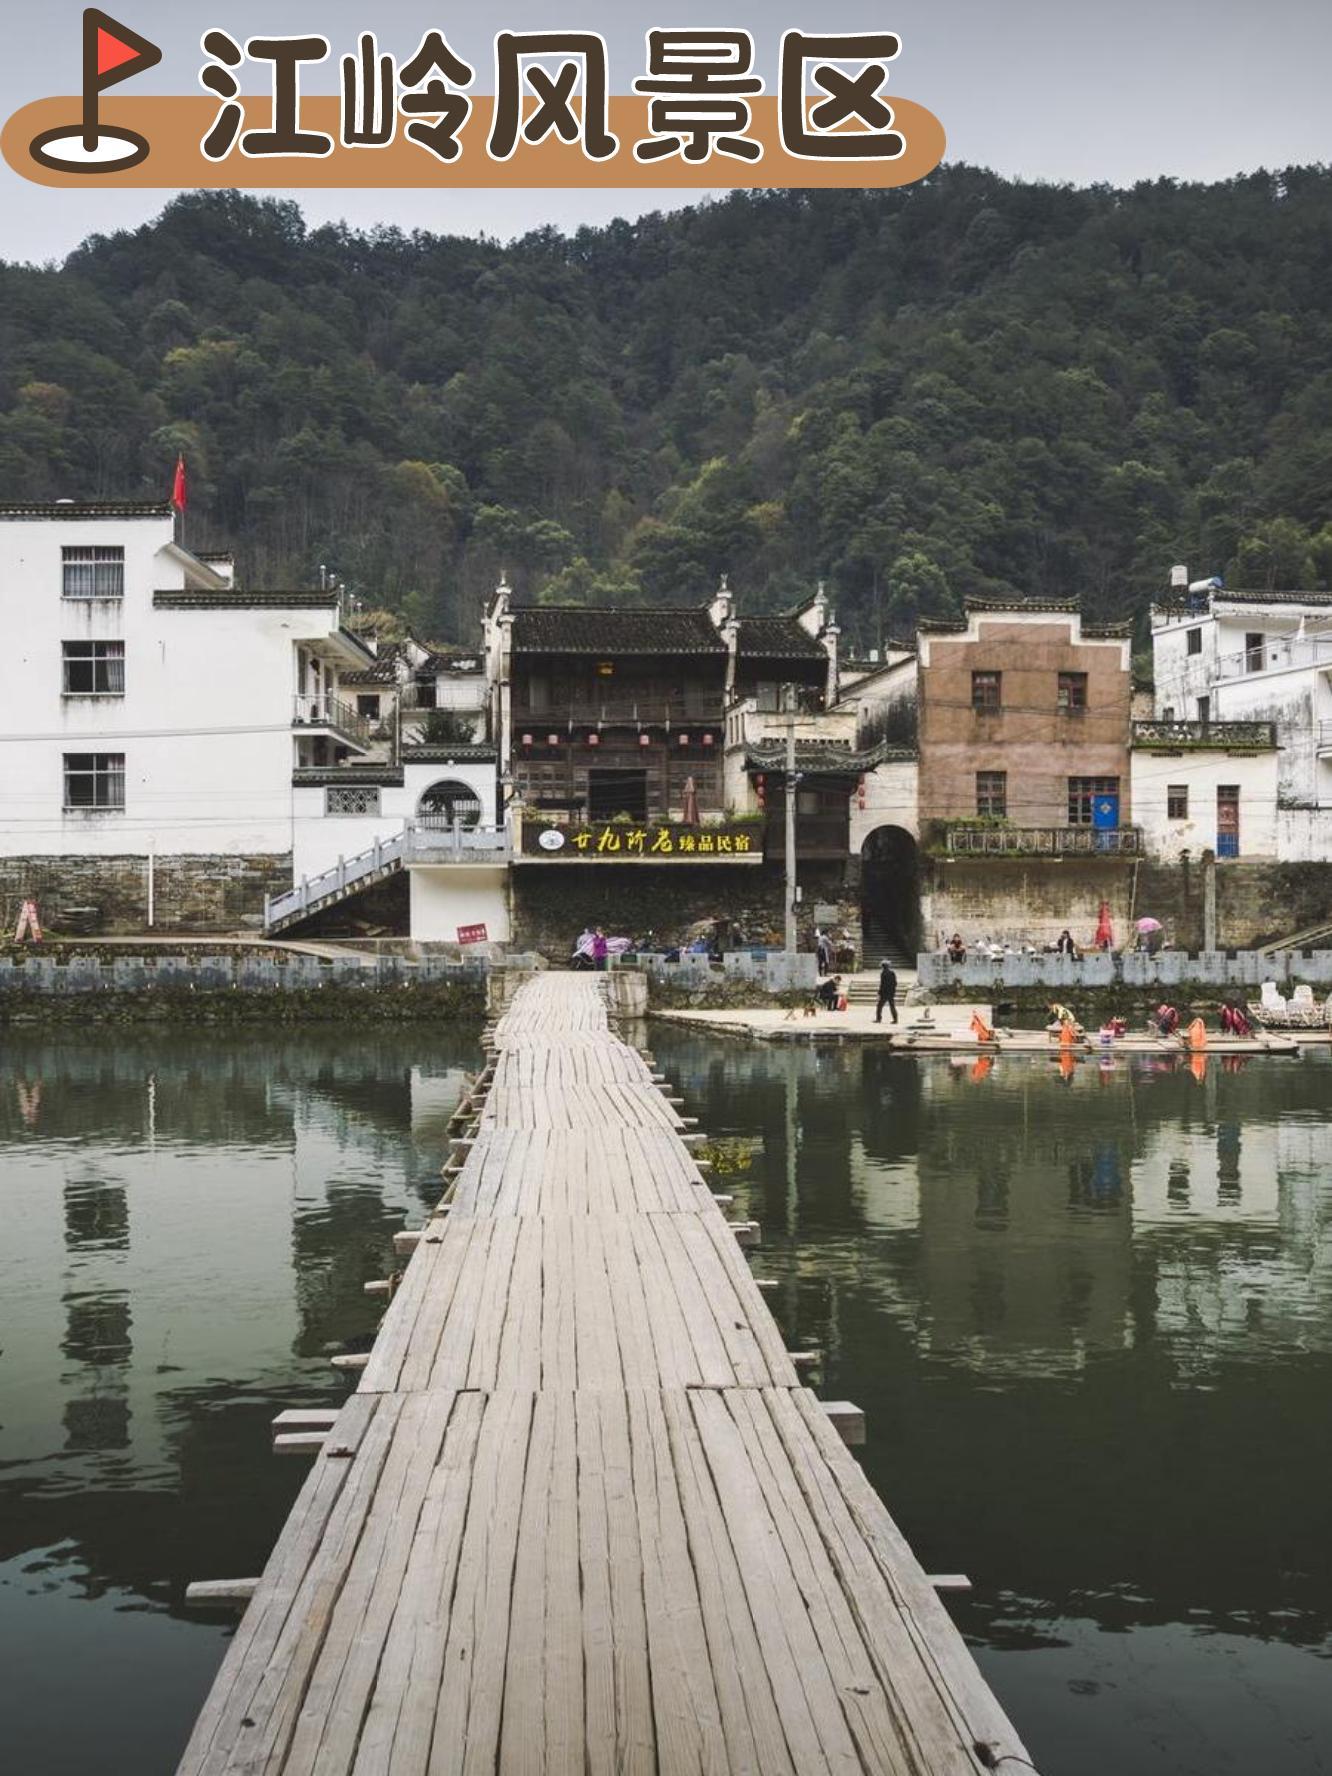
[{"xmin": 1092, "ymin": 791, "xmax": 1119, "ymax": 851}]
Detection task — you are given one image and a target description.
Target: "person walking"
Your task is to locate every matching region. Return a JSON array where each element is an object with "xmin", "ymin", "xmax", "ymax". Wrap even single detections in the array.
[{"xmin": 875, "ymin": 958, "xmax": 898, "ymax": 1025}]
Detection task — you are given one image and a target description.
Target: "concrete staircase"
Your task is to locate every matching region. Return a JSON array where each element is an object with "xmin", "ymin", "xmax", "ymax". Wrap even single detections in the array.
[
  {"xmin": 844, "ymin": 966, "xmax": 916, "ymax": 1008},
  {"xmin": 265, "ymin": 834, "xmax": 407, "ymax": 936},
  {"xmin": 1258, "ymin": 918, "xmax": 1332, "ymax": 955}
]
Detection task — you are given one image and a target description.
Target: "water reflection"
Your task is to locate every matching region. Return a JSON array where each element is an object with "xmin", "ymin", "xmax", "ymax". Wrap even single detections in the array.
[
  {"xmin": 4, "ymin": 1027, "xmax": 1331, "ymax": 1776},
  {"xmin": 0, "ymin": 1028, "xmax": 480, "ymax": 1776},
  {"xmin": 648, "ymin": 1030, "xmax": 1332, "ymax": 1776}
]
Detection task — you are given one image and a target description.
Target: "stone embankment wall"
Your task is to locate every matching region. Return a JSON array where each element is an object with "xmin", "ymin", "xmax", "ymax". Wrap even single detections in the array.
[
  {"xmin": 0, "ymin": 951, "xmax": 486, "ymax": 1021},
  {"xmin": 923, "ymin": 856, "xmax": 1332, "ymax": 953},
  {"xmin": 918, "ymin": 949, "xmax": 1332, "ymax": 993},
  {"xmin": 0, "ymin": 854, "xmax": 291, "ymax": 934}
]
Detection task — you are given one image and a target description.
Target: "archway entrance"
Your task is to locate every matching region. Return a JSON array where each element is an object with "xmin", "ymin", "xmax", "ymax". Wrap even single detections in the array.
[
  {"xmin": 416, "ymin": 780, "xmax": 482, "ymax": 828},
  {"xmin": 861, "ymin": 825, "xmax": 921, "ymax": 961}
]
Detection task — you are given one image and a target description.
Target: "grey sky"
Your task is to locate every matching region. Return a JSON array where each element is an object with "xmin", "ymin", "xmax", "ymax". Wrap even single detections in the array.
[{"xmin": 3, "ymin": 0, "xmax": 1328, "ymax": 263}]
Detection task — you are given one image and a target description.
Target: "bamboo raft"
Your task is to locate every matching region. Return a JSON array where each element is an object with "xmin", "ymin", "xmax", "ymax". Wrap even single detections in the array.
[{"xmin": 177, "ymin": 972, "xmax": 1031, "ymax": 1775}]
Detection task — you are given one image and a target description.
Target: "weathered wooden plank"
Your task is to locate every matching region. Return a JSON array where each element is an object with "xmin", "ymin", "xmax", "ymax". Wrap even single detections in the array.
[
  {"xmin": 575, "ymin": 1390, "xmax": 655, "ymax": 1776},
  {"xmin": 626, "ymin": 1387, "xmax": 729, "ymax": 1773},
  {"xmin": 500, "ymin": 1389, "xmax": 583, "ymax": 1775},
  {"xmin": 660, "ymin": 1389, "xmax": 795, "ymax": 1776},
  {"xmin": 730, "ymin": 1389, "xmax": 913, "ymax": 1775},
  {"xmin": 433, "ymin": 1389, "xmax": 535, "ymax": 1773},
  {"xmin": 282, "ymin": 1391, "xmax": 460, "ymax": 1776},
  {"xmin": 348, "ymin": 1391, "xmax": 486, "ymax": 1776}
]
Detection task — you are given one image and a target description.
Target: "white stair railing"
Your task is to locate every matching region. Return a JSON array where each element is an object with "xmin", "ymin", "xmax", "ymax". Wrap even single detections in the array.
[{"xmin": 266, "ymin": 829, "xmax": 407, "ymax": 930}]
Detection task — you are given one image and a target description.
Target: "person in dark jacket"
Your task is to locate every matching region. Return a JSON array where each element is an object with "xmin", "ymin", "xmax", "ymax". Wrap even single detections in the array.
[{"xmin": 875, "ymin": 960, "xmax": 898, "ymax": 1025}]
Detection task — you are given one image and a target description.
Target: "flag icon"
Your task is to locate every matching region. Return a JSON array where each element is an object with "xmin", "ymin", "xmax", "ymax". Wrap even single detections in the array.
[{"xmin": 28, "ymin": 9, "xmax": 162, "ymax": 173}]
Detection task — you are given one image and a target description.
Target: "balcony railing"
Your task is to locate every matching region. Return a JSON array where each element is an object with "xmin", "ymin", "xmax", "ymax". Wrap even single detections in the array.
[
  {"xmin": 398, "ymin": 683, "xmax": 487, "ymax": 713},
  {"xmin": 514, "ymin": 697, "xmax": 722, "ymax": 730},
  {"xmin": 405, "ymin": 821, "xmax": 510, "ymax": 863},
  {"xmin": 1133, "ymin": 719, "xmax": 1277, "ymax": 750},
  {"xmin": 946, "ymin": 825, "xmax": 1143, "ymax": 856},
  {"xmin": 293, "ymin": 692, "xmax": 373, "ymax": 746}
]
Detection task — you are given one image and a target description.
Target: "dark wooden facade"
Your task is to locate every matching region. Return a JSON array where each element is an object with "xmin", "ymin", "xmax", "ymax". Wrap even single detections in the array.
[{"xmin": 510, "ymin": 609, "xmax": 728, "ymax": 824}]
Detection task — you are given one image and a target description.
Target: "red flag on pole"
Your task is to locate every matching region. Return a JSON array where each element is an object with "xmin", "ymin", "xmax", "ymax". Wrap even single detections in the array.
[{"xmin": 171, "ymin": 454, "xmax": 187, "ymax": 512}]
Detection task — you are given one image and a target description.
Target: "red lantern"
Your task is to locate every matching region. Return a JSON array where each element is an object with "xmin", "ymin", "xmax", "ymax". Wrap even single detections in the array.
[
  {"xmin": 702, "ymin": 732, "xmax": 714, "ymax": 746},
  {"xmin": 857, "ymin": 773, "xmax": 867, "ymax": 811},
  {"xmin": 547, "ymin": 733, "xmax": 559, "ymax": 746},
  {"xmin": 588, "ymin": 732, "xmax": 600, "ymax": 746},
  {"xmin": 678, "ymin": 733, "xmax": 689, "ymax": 746},
  {"xmin": 755, "ymin": 773, "xmax": 766, "ymax": 809},
  {"xmin": 521, "ymin": 733, "xmax": 533, "ymax": 747},
  {"xmin": 639, "ymin": 733, "xmax": 651, "ymax": 746}
]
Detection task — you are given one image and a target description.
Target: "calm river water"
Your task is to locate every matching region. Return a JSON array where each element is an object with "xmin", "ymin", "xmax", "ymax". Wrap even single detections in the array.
[{"xmin": 2, "ymin": 1024, "xmax": 1330, "ymax": 1775}]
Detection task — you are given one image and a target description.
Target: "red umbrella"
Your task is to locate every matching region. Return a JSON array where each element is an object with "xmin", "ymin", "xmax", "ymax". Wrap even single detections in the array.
[
  {"xmin": 680, "ymin": 775, "xmax": 700, "ymax": 826},
  {"xmin": 1094, "ymin": 900, "xmax": 1114, "ymax": 950}
]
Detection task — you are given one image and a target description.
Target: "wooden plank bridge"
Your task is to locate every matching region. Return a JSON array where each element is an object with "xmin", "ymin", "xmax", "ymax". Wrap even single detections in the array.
[{"xmin": 177, "ymin": 972, "xmax": 1032, "ymax": 1775}]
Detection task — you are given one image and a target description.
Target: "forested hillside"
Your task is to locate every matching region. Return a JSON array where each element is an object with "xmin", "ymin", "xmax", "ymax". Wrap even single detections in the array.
[{"xmin": 2, "ymin": 168, "xmax": 1330, "ymax": 646}]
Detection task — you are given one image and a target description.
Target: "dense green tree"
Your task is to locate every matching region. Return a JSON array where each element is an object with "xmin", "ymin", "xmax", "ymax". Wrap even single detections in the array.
[{"xmin": 2, "ymin": 170, "xmax": 1330, "ymax": 646}]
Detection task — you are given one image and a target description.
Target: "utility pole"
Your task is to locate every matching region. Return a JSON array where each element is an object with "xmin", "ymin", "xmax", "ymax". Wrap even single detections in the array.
[{"xmin": 784, "ymin": 683, "xmax": 798, "ymax": 958}]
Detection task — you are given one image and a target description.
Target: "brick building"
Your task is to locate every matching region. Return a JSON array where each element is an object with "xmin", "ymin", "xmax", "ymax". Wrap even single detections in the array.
[{"xmin": 916, "ymin": 599, "xmax": 1134, "ymax": 851}]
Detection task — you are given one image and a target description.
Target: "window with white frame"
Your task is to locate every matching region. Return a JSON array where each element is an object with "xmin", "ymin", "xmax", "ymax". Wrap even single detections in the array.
[
  {"xmin": 62, "ymin": 546, "xmax": 124, "ymax": 599},
  {"xmin": 325, "ymin": 785, "xmax": 381, "ymax": 816},
  {"xmin": 64, "ymin": 753, "xmax": 125, "ymax": 811},
  {"xmin": 62, "ymin": 640, "xmax": 124, "ymax": 695}
]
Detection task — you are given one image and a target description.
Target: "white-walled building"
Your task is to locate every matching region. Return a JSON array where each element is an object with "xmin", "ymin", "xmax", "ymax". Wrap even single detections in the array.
[
  {"xmin": 286, "ymin": 744, "xmax": 509, "ymax": 945},
  {"xmin": 0, "ymin": 500, "xmax": 374, "ymax": 928},
  {"xmin": 1150, "ymin": 581, "xmax": 1332, "ymax": 859},
  {"xmin": 1129, "ymin": 718, "xmax": 1279, "ymax": 860},
  {"xmin": 339, "ymin": 636, "xmax": 487, "ymax": 755}
]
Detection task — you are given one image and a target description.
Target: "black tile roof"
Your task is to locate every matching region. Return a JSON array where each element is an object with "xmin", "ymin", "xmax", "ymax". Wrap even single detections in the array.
[
  {"xmin": 292, "ymin": 766, "xmax": 406, "ymax": 787},
  {"xmin": 401, "ymin": 743, "xmax": 498, "ymax": 763},
  {"xmin": 0, "ymin": 500, "xmax": 173, "ymax": 520},
  {"xmin": 341, "ymin": 642, "xmax": 408, "ymax": 686},
  {"xmin": 154, "ymin": 589, "xmax": 339, "ymax": 609},
  {"xmin": 1212, "ymin": 588, "xmax": 1332, "ymax": 606},
  {"xmin": 734, "ymin": 616, "xmax": 827, "ymax": 661},
  {"xmin": 920, "ymin": 598, "xmax": 1132, "ymax": 638},
  {"xmin": 744, "ymin": 739, "xmax": 916, "ymax": 775},
  {"xmin": 966, "ymin": 596, "xmax": 1082, "ymax": 614},
  {"xmin": 511, "ymin": 605, "xmax": 725, "ymax": 656}
]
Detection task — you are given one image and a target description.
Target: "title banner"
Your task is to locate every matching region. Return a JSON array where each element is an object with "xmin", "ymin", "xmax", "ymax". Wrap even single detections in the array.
[{"xmin": 5, "ymin": 15, "xmax": 946, "ymax": 190}]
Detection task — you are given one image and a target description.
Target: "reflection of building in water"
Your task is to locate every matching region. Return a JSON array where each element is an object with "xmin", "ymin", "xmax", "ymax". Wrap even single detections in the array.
[
  {"xmin": 907, "ymin": 1066, "xmax": 1136, "ymax": 1376},
  {"xmin": 2, "ymin": 1039, "xmax": 469, "ymax": 1502},
  {"xmin": 1132, "ymin": 1116, "xmax": 1332, "ymax": 1366},
  {"xmin": 849, "ymin": 1134, "xmax": 921, "ymax": 1234},
  {"xmin": 1131, "ymin": 1120, "xmax": 1280, "ymax": 1227}
]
